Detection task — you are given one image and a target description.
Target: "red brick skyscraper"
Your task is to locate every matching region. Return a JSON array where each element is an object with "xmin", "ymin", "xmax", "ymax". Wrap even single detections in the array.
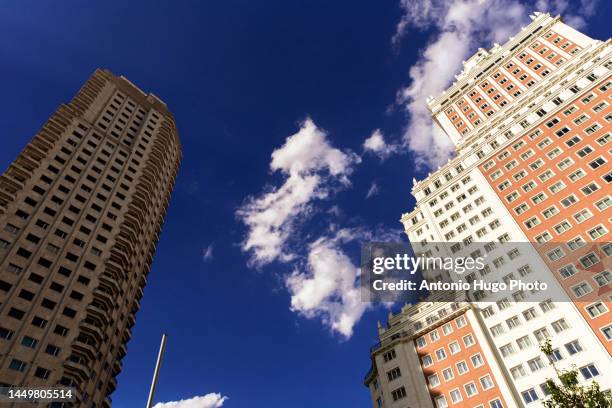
[{"xmin": 366, "ymin": 12, "xmax": 611, "ymax": 408}]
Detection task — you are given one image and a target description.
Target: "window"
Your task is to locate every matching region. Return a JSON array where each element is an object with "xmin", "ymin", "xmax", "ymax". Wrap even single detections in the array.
[
  {"xmin": 452, "ymin": 361, "xmax": 468, "ymax": 376},
  {"xmin": 491, "ymin": 324, "xmax": 504, "ymax": 337},
  {"xmin": 383, "ymin": 349, "xmax": 396, "ymax": 362},
  {"xmin": 506, "ymin": 316, "xmax": 521, "ymax": 329},
  {"xmin": 9, "ymin": 359, "xmax": 27, "ymax": 372},
  {"xmin": 528, "ymin": 357, "xmax": 545, "ymax": 372},
  {"xmin": 601, "ymin": 326, "xmax": 611, "ymax": 341},
  {"xmin": 391, "ymin": 386, "xmax": 406, "ymax": 401},
  {"xmin": 416, "ymin": 336, "xmax": 426, "ymax": 348},
  {"xmin": 387, "ymin": 367, "xmax": 401, "ymax": 381},
  {"xmin": 572, "ymin": 282, "xmax": 593, "ymax": 298},
  {"xmin": 440, "ymin": 368, "xmax": 454, "ymax": 383},
  {"xmin": 449, "ymin": 389, "xmax": 462, "ymax": 403},
  {"xmin": 0, "ymin": 327, "xmax": 14, "ymax": 340},
  {"xmin": 553, "ymin": 220, "xmax": 571, "ymax": 234},
  {"xmin": 54, "ymin": 325, "xmax": 69, "ymax": 337},
  {"xmin": 463, "ymin": 334, "xmax": 475, "ymax": 347},
  {"xmin": 436, "ymin": 348, "xmax": 447, "ymax": 361},
  {"xmin": 595, "ymin": 197, "xmax": 611, "ymax": 211},
  {"xmin": 548, "ymin": 247, "xmax": 565, "ymax": 261},
  {"xmin": 562, "ymin": 340, "xmax": 582, "ymax": 356},
  {"xmin": 430, "ymin": 330, "xmax": 440, "ymax": 342},
  {"xmin": 558, "ymin": 264, "xmax": 577, "ymax": 279},
  {"xmin": 548, "ymin": 181, "xmax": 565, "ymax": 194},
  {"xmin": 449, "ymin": 341, "xmax": 461, "ymax": 355},
  {"xmin": 456, "ymin": 316, "xmax": 467, "ymax": 328},
  {"xmin": 557, "ymin": 157, "xmax": 574, "ymax": 170},
  {"xmin": 518, "ymin": 265, "xmax": 532, "ymax": 277},
  {"xmin": 500, "ymin": 343, "xmax": 515, "ymax": 357},
  {"xmin": 465, "ymin": 382, "xmax": 478, "ymax": 397},
  {"xmin": 523, "ymin": 308, "xmax": 537, "ymax": 321},
  {"xmin": 538, "ymin": 301, "xmax": 554, "ymax": 315},
  {"xmin": 525, "ymin": 217, "xmax": 540, "ymax": 229},
  {"xmin": 548, "ymin": 348, "xmax": 563, "ymax": 363},
  {"xmin": 573, "ymin": 208, "xmax": 592, "ymax": 223},
  {"xmin": 534, "ymin": 327, "xmax": 550, "ymax": 341},
  {"xmin": 596, "ymin": 133, "xmax": 611, "ymax": 145},
  {"xmin": 8, "ymin": 308, "xmax": 25, "ymax": 320},
  {"xmin": 580, "ymin": 364, "xmax": 599, "ymax": 379},
  {"xmin": 568, "ymin": 169, "xmax": 585, "ymax": 182},
  {"xmin": 522, "ymin": 388, "xmax": 539, "ymax": 403},
  {"xmin": 7, "ymin": 263, "xmax": 23, "ymax": 274},
  {"xmin": 560, "ymin": 194, "xmax": 578, "ymax": 207},
  {"xmin": 20, "ymin": 336, "xmax": 38, "ymax": 348},
  {"xmin": 511, "ymin": 364, "xmax": 527, "ymax": 379},
  {"xmin": 588, "ymin": 225, "xmax": 608, "ymax": 239},
  {"xmin": 490, "ymin": 399, "xmax": 503, "ymax": 408},
  {"xmin": 435, "ymin": 396, "xmax": 448, "ymax": 408},
  {"xmin": 532, "ymin": 192, "xmax": 547, "ymax": 204},
  {"xmin": 34, "ymin": 367, "xmax": 50, "ymax": 380},
  {"xmin": 466, "ymin": 352, "xmax": 483, "ymax": 369},
  {"xmin": 480, "ymin": 375, "xmax": 494, "ymax": 390},
  {"xmin": 428, "ymin": 373, "xmax": 440, "ymax": 387},
  {"xmin": 567, "ymin": 236, "xmax": 585, "ymax": 251},
  {"xmin": 581, "ymin": 182, "xmax": 599, "ymax": 195},
  {"xmin": 45, "ymin": 344, "xmax": 61, "ymax": 356},
  {"xmin": 517, "ymin": 335, "xmax": 533, "ymax": 350},
  {"xmin": 550, "ymin": 320, "xmax": 569, "ymax": 335},
  {"xmin": 586, "ymin": 302, "xmax": 608, "ymax": 318},
  {"xmin": 594, "ymin": 270, "xmax": 611, "ymax": 287},
  {"xmin": 589, "ymin": 156, "xmax": 607, "ymax": 169}
]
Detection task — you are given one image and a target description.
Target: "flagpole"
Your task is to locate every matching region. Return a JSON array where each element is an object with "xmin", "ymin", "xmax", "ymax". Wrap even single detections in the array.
[{"xmin": 146, "ymin": 333, "xmax": 168, "ymax": 408}]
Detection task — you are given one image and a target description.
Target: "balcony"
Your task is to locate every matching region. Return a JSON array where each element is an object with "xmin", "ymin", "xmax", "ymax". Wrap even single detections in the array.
[
  {"xmin": 64, "ymin": 360, "xmax": 91, "ymax": 382},
  {"xmin": 81, "ymin": 321, "xmax": 104, "ymax": 343}
]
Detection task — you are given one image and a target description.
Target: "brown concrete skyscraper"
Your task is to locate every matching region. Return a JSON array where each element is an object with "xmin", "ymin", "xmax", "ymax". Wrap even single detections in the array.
[{"xmin": 0, "ymin": 69, "xmax": 181, "ymax": 407}]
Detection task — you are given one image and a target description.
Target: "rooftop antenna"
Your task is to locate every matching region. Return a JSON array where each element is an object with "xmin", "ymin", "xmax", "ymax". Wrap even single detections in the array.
[{"xmin": 146, "ymin": 333, "xmax": 168, "ymax": 408}]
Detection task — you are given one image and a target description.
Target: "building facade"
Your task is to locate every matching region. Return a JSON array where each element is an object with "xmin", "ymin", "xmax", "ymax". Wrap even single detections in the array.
[
  {"xmin": 0, "ymin": 69, "xmax": 181, "ymax": 407},
  {"xmin": 365, "ymin": 13, "xmax": 611, "ymax": 408}
]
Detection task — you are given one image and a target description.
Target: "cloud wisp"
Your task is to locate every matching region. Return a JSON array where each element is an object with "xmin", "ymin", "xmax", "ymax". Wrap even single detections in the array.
[
  {"xmin": 237, "ymin": 118, "xmax": 360, "ymax": 268},
  {"xmin": 366, "ymin": 182, "xmax": 380, "ymax": 199},
  {"xmin": 202, "ymin": 244, "xmax": 214, "ymax": 262},
  {"xmin": 363, "ymin": 129, "xmax": 399, "ymax": 160}
]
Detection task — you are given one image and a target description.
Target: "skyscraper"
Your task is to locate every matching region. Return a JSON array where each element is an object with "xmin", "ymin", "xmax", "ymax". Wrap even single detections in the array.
[
  {"xmin": 365, "ymin": 13, "xmax": 611, "ymax": 408},
  {"xmin": 0, "ymin": 69, "xmax": 181, "ymax": 407}
]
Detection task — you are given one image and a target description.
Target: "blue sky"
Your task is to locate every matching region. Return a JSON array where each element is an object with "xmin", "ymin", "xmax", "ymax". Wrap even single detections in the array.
[{"xmin": 0, "ymin": 1, "xmax": 609, "ymax": 407}]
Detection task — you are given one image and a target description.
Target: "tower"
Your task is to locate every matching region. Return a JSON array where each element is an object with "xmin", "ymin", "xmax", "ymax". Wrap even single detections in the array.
[
  {"xmin": 0, "ymin": 69, "xmax": 181, "ymax": 407},
  {"xmin": 366, "ymin": 13, "xmax": 611, "ymax": 408}
]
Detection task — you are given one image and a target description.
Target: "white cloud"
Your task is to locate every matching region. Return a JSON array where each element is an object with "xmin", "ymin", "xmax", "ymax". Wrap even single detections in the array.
[
  {"xmin": 237, "ymin": 118, "xmax": 360, "ymax": 267},
  {"xmin": 395, "ymin": 0, "xmax": 531, "ymax": 169},
  {"xmin": 202, "ymin": 244, "xmax": 214, "ymax": 262},
  {"xmin": 535, "ymin": 0, "xmax": 599, "ymax": 29},
  {"xmin": 363, "ymin": 129, "xmax": 398, "ymax": 160},
  {"xmin": 153, "ymin": 393, "xmax": 228, "ymax": 408},
  {"xmin": 285, "ymin": 229, "xmax": 368, "ymax": 338},
  {"xmin": 366, "ymin": 182, "xmax": 380, "ymax": 198}
]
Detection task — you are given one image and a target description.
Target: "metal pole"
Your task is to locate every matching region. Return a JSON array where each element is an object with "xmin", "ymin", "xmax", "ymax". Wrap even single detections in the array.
[{"xmin": 146, "ymin": 333, "xmax": 168, "ymax": 408}]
